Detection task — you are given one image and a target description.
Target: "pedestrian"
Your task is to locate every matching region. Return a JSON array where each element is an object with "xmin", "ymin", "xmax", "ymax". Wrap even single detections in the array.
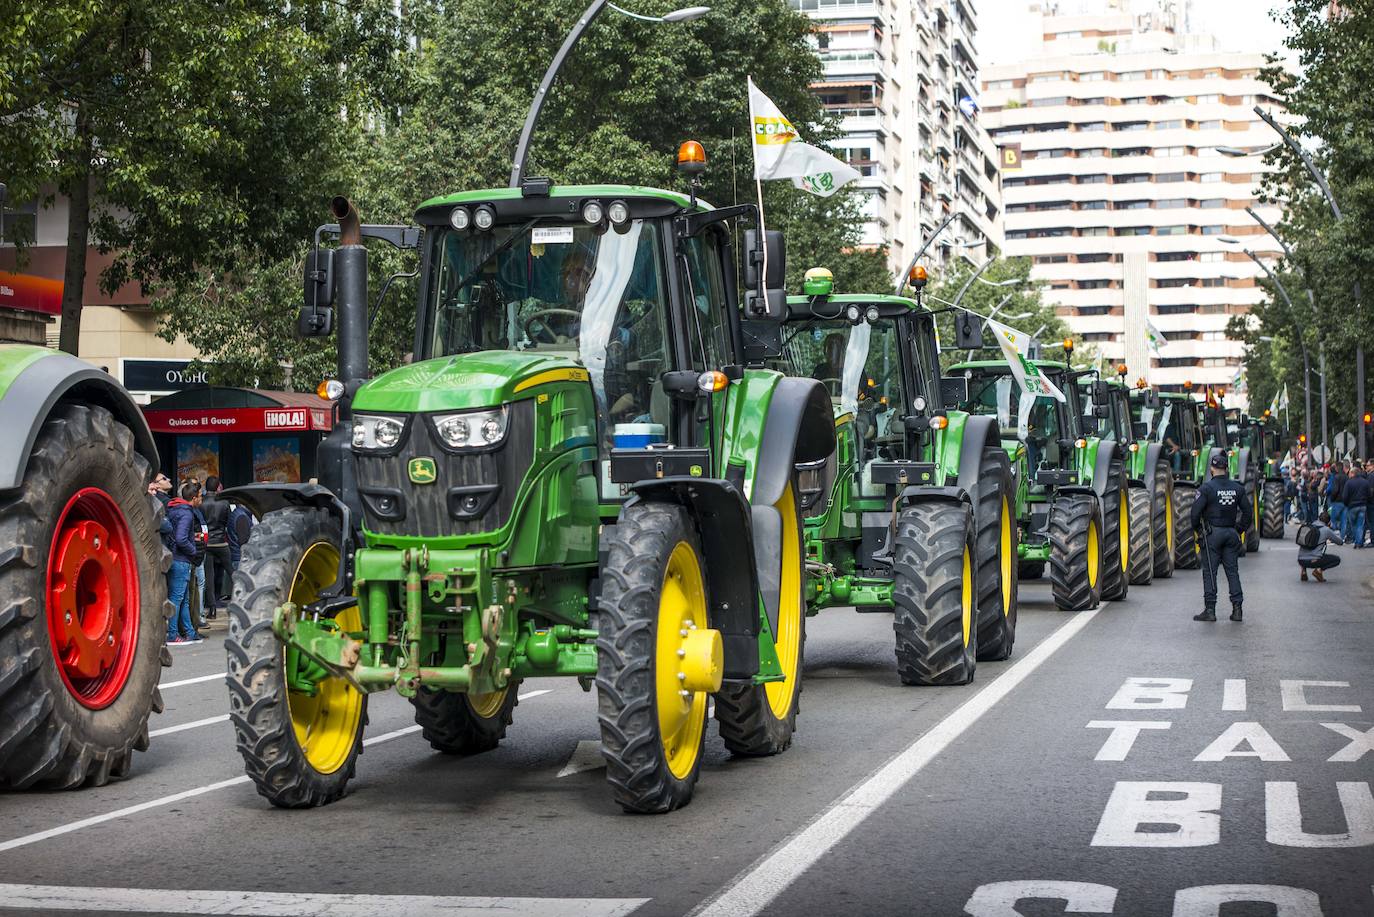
[
  {"xmin": 227, "ymin": 499, "xmax": 254, "ymax": 571},
  {"xmin": 1297, "ymin": 510, "xmax": 1344, "ymax": 582},
  {"xmin": 1328, "ymin": 461, "xmax": 1348, "ymax": 537},
  {"xmin": 200, "ymin": 475, "xmax": 233, "ymax": 621},
  {"xmin": 166, "ymin": 482, "xmax": 206, "ymax": 645},
  {"xmin": 1305, "ymin": 470, "xmax": 1322, "ymax": 523},
  {"xmin": 1343, "ymin": 466, "xmax": 1369, "ymax": 550},
  {"xmin": 1190, "ymin": 453, "xmax": 1253, "ymax": 623},
  {"xmin": 1284, "ymin": 467, "xmax": 1299, "ymax": 522}
]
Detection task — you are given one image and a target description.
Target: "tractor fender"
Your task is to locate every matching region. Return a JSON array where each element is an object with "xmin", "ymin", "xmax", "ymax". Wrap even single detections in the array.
[
  {"xmin": 1235, "ymin": 447, "xmax": 1252, "ymax": 484},
  {"xmin": 624, "ymin": 477, "xmax": 760, "ymax": 681},
  {"xmin": 220, "ymin": 482, "xmax": 357, "ymax": 595},
  {"xmin": 1089, "ymin": 443, "xmax": 1118, "ymax": 499},
  {"xmin": 0, "ymin": 350, "xmax": 158, "ymax": 491},
  {"xmin": 1055, "ymin": 484, "xmax": 1098, "ymax": 500},
  {"xmin": 1141, "ymin": 441, "xmax": 1164, "ymax": 489},
  {"xmin": 749, "ymin": 377, "xmax": 835, "ymax": 642},
  {"xmin": 897, "ymin": 484, "xmax": 970, "ymax": 508},
  {"xmin": 953, "ymin": 414, "xmax": 998, "ymax": 497}
]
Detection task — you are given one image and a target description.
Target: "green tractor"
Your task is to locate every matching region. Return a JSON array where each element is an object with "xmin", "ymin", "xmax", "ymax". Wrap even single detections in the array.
[
  {"xmin": 222, "ymin": 169, "xmax": 835, "ymax": 812},
  {"xmin": 1154, "ymin": 389, "xmax": 1211, "ymax": 570},
  {"xmin": 1238, "ymin": 412, "xmax": 1287, "ymax": 539},
  {"xmin": 1061, "ymin": 368, "xmax": 1133, "ymax": 602},
  {"xmin": 0, "ymin": 346, "xmax": 170, "ymax": 789},
  {"xmin": 1125, "ymin": 379, "xmax": 1176, "ymax": 581},
  {"xmin": 949, "ymin": 359, "xmax": 1107, "ymax": 612},
  {"xmin": 773, "ymin": 270, "xmax": 1019, "ymax": 684}
]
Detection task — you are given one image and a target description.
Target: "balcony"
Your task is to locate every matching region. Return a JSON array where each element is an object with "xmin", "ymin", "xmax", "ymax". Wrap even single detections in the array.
[
  {"xmin": 820, "ymin": 50, "xmax": 885, "ymax": 81},
  {"xmin": 829, "ymin": 106, "xmax": 886, "ymax": 135}
]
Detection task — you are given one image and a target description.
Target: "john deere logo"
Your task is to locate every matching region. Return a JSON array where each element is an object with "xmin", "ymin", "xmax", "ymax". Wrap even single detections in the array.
[{"xmin": 408, "ymin": 457, "xmax": 437, "ymax": 485}]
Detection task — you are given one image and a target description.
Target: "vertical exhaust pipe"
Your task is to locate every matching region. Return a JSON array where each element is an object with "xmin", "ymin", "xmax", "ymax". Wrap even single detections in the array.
[{"xmin": 330, "ymin": 196, "xmax": 368, "ymax": 392}]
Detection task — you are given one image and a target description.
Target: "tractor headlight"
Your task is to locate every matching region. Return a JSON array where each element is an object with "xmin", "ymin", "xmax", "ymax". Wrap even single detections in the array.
[
  {"xmin": 353, "ymin": 414, "xmax": 406, "ymax": 451},
  {"xmin": 449, "ymin": 207, "xmax": 471, "ymax": 231},
  {"xmin": 431, "ymin": 408, "xmax": 508, "ymax": 450}
]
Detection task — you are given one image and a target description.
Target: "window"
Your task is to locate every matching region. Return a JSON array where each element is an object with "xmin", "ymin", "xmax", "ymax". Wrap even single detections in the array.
[
  {"xmin": 1201, "ymin": 225, "xmax": 1225, "ymax": 235},
  {"xmin": 1078, "ymin": 253, "xmax": 1112, "ymax": 263},
  {"xmin": 1199, "ymin": 198, "xmax": 1226, "ymax": 208},
  {"xmin": 1080, "ymin": 71, "xmax": 1106, "ymax": 82},
  {"xmin": 1035, "ymin": 254, "xmax": 1070, "ymax": 264},
  {"xmin": 1078, "ymin": 147, "xmax": 1107, "ymax": 157},
  {"xmin": 1081, "ymin": 96, "xmax": 1107, "ymax": 106},
  {"xmin": 1200, "ymin": 173, "xmax": 1224, "ymax": 183},
  {"xmin": 1079, "ymin": 200, "xmax": 1108, "ymax": 210},
  {"xmin": 1115, "ymin": 173, "xmax": 1150, "ymax": 184},
  {"xmin": 1117, "ymin": 226, "xmax": 1152, "ymax": 236},
  {"xmin": 1122, "ymin": 96, "xmax": 1147, "ymax": 106},
  {"xmin": 1115, "ymin": 147, "xmax": 1150, "ymax": 157},
  {"xmin": 1155, "ymin": 198, "xmax": 1187, "ymax": 209},
  {"xmin": 1029, "ymin": 96, "xmax": 1070, "ymax": 107},
  {"xmin": 987, "ymin": 79, "xmax": 1016, "ymax": 90},
  {"xmin": 1200, "ymin": 330, "xmax": 1227, "ymax": 341},
  {"xmin": 1157, "ymin": 225, "xmax": 1187, "ymax": 236},
  {"xmin": 1079, "ymin": 121, "xmax": 1106, "ymax": 132},
  {"xmin": 1158, "ymin": 278, "xmax": 1193, "ymax": 288},
  {"xmin": 1200, "ymin": 358, "xmax": 1230, "ymax": 368},
  {"xmin": 1118, "ymin": 200, "xmax": 1151, "ymax": 210},
  {"xmin": 1078, "ymin": 306, "xmax": 1113, "ymax": 316},
  {"xmin": 1078, "ymin": 173, "xmax": 1108, "ymax": 184},
  {"xmin": 1030, "ymin": 73, "xmax": 1065, "ymax": 83},
  {"xmin": 1157, "ymin": 251, "xmax": 1195, "ymax": 262},
  {"xmin": 0, "ymin": 200, "xmax": 36, "ymax": 246},
  {"xmin": 1155, "ymin": 119, "xmax": 1184, "ymax": 130},
  {"xmin": 1117, "ymin": 121, "xmax": 1148, "ymax": 131},
  {"xmin": 1079, "ymin": 279, "xmax": 1113, "ymax": 289},
  {"xmin": 1196, "ymin": 120, "xmax": 1221, "ymax": 130},
  {"xmin": 1081, "ymin": 226, "xmax": 1110, "ymax": 237},
  {"xmin": 1120, "ymin": 70, "xmax": 1146, "ymax": 81},
  {"xmin": 1199, "ymin": 277, "xmax": 1226, "ymax": 287},
  {"xmin": 1083, "ymin": 332, "xmax": 1115, "ymax": 342},
  {"xmin": 1157, "ymin": 304, "xmax": 1196, "ymax": 315},
  {"xmin": 1197, "ymin": 94, "xmax": 1221, "ymax": 104},
  {"xmin": 1156, "ymin": 171, "xmax": 1187, "ymax": 183},
  {"xmin": 1157, "ymin": 146, "xmax": 1186, "ymax": 158},
  {"xmin": 1199, "ymin": 252, "xmax": 1225, "ymax": 263}
]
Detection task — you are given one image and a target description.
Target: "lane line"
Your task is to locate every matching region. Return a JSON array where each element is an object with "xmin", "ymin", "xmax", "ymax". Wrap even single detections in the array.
[
  {"xmin": 691, "ymin": 607, "xmax": 1104, "ymax": 917},
  {"xmin": 149, "ymin": 715, "xmax": 229, "ymax": 738},
  {"xmin": 0, "ymin": 689, "xmax": 553, "ymax": 855},
  {"xmin": 159, "ymin": 673, "xmax": 223, "ymax": 690},
  {"xmin": 0, "ymin": 885, "xmax": 648, "ymax": 917}
]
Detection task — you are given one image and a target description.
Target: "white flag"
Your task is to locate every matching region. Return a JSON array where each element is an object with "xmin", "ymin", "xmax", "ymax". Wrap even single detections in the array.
[
  {"xmin": 986, "ymin": 317, "xmax": 1066, "ymax": 402},
  {"xmin": 748, "ymin": 77, "xmax": 861, "ymax": 197},
  {"xmin": 1278, "ymin": 384, "xmax": 1289, "ymax": 411},
  {"xmin": 1146, "ymin": 317, "xmax": 1169, "ymax": 353}
]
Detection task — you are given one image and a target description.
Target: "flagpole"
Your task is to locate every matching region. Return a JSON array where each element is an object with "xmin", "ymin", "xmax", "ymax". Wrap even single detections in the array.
[
  {"xmin": 747, "ymin": 76, "xmax": 768, "ymax": 298},
  {"xmin": 756, "ymin": 177, "xmax": 768, "ymax": 293}
]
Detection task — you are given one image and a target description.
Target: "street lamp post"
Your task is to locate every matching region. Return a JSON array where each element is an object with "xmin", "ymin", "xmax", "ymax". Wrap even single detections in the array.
[
  {"xmin": 508, "ymin": 2, "xmax": 710, "ymax": 188},
  {"xmin": 894, "ymin": 211, "xmax": 957, "ymax": 295},
  {"xmin": 1234, "ymin": 104, "xmax": 1365, "ymax": 458},
  {"xmin": 1238, "ymin": 207, "xmax": 1329, "ymax": 460},
  {"xmin": 1238, "ymin": 246, "xmax": 1314, "ymax": 465}
]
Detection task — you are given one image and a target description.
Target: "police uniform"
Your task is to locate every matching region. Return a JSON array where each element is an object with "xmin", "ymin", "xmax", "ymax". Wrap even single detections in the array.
[{"xmin": 1189, "ymin": 455, "xmax": 1253, "ymax": 621}]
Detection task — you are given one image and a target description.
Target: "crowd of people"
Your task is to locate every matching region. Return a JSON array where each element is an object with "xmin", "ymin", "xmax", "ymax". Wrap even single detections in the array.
[
  {"xmin": 1284, "ymin": 456, "xmax": 1374, "ymax": 582},
  {"xmin": 147, "ymin": 473, "xmax": 254, "ymax": 645}
]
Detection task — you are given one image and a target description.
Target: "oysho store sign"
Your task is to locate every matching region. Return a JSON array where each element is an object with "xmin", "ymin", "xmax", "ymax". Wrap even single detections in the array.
[{"xmin": 122, "ymin": 358, "xmax": 213, "ymax": 393}]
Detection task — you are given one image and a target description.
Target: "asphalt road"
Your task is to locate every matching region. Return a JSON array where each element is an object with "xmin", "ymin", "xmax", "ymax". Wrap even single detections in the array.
[{"xmin": 1, "ymin": 534, "xmax": 1371, "ymax": 916}]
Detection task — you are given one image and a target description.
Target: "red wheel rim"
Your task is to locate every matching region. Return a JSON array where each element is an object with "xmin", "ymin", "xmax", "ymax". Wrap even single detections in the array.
[{"xmin": 46, "ymin": 487, "xmax": 141, "ymax": 709}]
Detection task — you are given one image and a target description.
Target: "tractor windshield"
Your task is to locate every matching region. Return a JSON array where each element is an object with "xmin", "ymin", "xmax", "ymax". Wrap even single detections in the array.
[
  {"xmin": 961, "ymin": 370, "xmax": 1064, "ymax": 472},
  {"xmin": 780, "ymin": 318, "xmax": 904, "ymax": 423},
  {"xmin": 429, "ymin": 220, "xmax": 670, "ymax": 434}
]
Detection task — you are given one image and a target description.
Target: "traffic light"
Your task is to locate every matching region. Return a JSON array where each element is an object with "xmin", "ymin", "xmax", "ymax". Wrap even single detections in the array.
[{"xmin": 1364, "ymin": 412, "xmax": 1372, "ymax": 425}]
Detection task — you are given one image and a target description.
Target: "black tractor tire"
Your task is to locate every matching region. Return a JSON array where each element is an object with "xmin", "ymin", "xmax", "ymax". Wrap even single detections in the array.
[
  {"xmin": 972, "ymin": 446, "xmax": 1018, "ymax": 662},
  {"xmin": 410, "ymin": 685, "xmax": 518, "ymax": 755},
  {"xmin": 1018, "ymin": 560, "xmax": 1045, "ymax": 580},
  {"xmin": 1261, "ymin": 480, "xmax": 1286, "ymax": 539},
  {"xmin": 595, "ymin": 499, "xmax": 714, "ymax": 813},
  {"xmin": 226, "ymin": 507, "xmax": 367, "ymax": 808},
  {"xmin": 1150, "ymin": 463, "xmax": 1175, "ymax": 579},
  {"xmin": 1099, "ymin": 463, "xmax": 1130, "ymax": 602},
  {"xmin": 891, "ymin": 501, "xmax": 977, "ymax": 686},
  {"xmin": 1174, "ymin": 486, "xmax": 1200, "ymax": 570},
  {"xmin": 1127, "ymin": 487, "xmax": 1154, "ymax": 586},
  {"xmin": 714, "ymin": 484, "xmax": 806, "ymax": 757},
  {"xmin": 0, "ymin": 403, "xmax": 170, "ymax": 790},
  {"xmin": 1243, "ymin": 480, "xmax": 1260, "ymax": 553},
  {"xmin": 1049, "ymin": 493, "xmax": 1103, "ymax": 611}
]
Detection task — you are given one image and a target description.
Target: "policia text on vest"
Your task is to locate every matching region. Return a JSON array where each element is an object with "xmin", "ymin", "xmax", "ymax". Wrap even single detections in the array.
[{"xmin": 1189, "ymin": 454, "xmax": 1254, "ymax": 622}]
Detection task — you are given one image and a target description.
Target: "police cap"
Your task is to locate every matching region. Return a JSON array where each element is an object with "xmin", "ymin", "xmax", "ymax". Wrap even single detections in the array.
[{"xmin": 1209, "ymin": 454, "xmax": 1228, "ymax": 470}]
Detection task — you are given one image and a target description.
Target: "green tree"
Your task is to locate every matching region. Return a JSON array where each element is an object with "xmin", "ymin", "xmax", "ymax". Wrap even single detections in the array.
[
  {"xmin": 0, "ymin": 0, "xmax": 409, "ymax": 354},
  {"xmin": 923, "ymin": 256, "xmax": 1074, "ymax": 371}
]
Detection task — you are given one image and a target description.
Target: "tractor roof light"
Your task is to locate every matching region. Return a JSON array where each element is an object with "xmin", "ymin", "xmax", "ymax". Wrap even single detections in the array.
[
  {"xmin": 1063, "ymin": 338, "xmax": 1074, "ymax": 353},
  {"xmin": 449, "ymin": 207, "xmax": 471, "ymax": 231},
  {"xmin": 865, "ymin": 305, "xmax": 881, "ymax": 323},
  {"xmin": 1136, "ymin": 378, "xmax": 1148, "ymax": 390},
  {"xmin": 1116, "ymin": 364, "xmax": 1128, "ymax": 377},
  {"xmin": 908, "ymin": 264, "xmax": 929, "ymax": 290},
  {"xmin": 607, "ymin": 199, "xmax": 631, "ymax": 226},
  {"xmin": 677, "ymin": 140, "xmax": 707, "ymax": 176},
  {"xmin": 473, "ymin": 204, "xmax": 496, "ymax": 231},
  {"xmin": 803, "ymin": 267, "xmax": 834, "ymax": 297},
  {"xmin": 582, "ymin": 200, "xmax": 605, "ymax": 225}
]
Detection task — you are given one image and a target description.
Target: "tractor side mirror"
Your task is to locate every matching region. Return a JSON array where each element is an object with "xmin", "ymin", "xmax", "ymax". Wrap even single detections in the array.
[
  {"xmin": 939, "ymin": 376, "xmax": 969, "ymax": 409},
  {"xmin": 955, "ymin": 312, "xmax": 984, "ymax": 349},
  {"xmin": 744, "ymin": 229, "xmax": 786, "ymax": 320},
  {"xmin": 1132, "ymin": 421, "xmax": 1150, "ymax": 439},
  {"xmin": 299, "ymin": 248, "xmax": 335, "ymax": 338},
  {"xmin": 1093, "ymin": 404, "xmax": 1110, "ymax": 418},
  {"xmin": 1091, "ymin": 380, "xmax": 1111, "ymax": 402}
]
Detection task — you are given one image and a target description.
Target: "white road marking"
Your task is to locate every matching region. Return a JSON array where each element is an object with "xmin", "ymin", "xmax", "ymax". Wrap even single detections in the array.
[
  {"xmin": 691, "ymin": 607, "xmax": 1103, "ymax": 917},
  {"xmin": 0, "ymin": 689, "xmax": 551, "ymax": 855},
  {"xmin": 149, "ymin": 715, "xmax": 229, "ymax": 738},
  {"xmin": 0, "ymin": 885, "xmax": 648, "ymax": 917},
  {"xmin": 1222, "ymin": 678, "xmax": 1246, "ymax": 711},
  {"xmin": 159, "ymin": 673, "xmax": 224, "ymax": 690},
  {"xmin": 557, "ymin": 740, "xmax": 606, "ymax": 777}
]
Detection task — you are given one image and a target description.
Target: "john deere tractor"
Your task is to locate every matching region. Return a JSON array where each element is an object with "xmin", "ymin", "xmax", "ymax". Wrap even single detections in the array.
[
  {"xmin": 1126, "ymin": 379, "xmax": 1176, "ymax": 580},
  {"xmin": 1061, "ymin": 369, "xmax": 1131, "ymax": 603},
  {"xmin": 949, "ymin": 359, "xmax": 1106, "ymax": 612},
  {"xmin": 773, "ymin": 269, "xmax": 1018, "ymax": 685},
  {"xmin": 1154, "ymin": 389, "xmax": 1211, "ymax": 570},
  {"xmin": 222, "ymin": 161, "xmax": 835, "ymax": 812},
  {"xmin": 1238, "ymin": 412, "xmax": 1287, "ymax": 539},
  {"xmin": 0, "ymin": 346, "xmax": 169, "ymax": 789}
]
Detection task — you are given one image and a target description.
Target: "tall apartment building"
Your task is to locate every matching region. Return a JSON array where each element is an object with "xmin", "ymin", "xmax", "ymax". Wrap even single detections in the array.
[
  {"xmin": 790, "ymin": 0, "xmax": 1003, "ymax": 272},
  {"xmin": 980, "ymin": 0, "xmax": 1283, "ymax": 395}
]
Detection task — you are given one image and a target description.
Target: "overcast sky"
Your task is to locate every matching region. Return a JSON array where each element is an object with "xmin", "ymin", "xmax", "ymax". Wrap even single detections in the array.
[{"xmin": 980, "ymin": 0, "xmax": 1292, "ymax": 64}]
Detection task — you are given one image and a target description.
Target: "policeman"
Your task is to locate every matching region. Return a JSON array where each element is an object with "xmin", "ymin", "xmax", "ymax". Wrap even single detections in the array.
[{"xmin": 1190, "ymin": 453, "xmax": 1253, "ymax": 622}]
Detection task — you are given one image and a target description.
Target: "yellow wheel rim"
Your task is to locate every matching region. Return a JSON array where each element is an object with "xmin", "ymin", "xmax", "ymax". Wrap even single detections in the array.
[
  {"xmin": 468, "ymin": 687, "xmax": 509, "ymax": 720},
  {"xmin": 287, "ymin": 541, "xmax": 364, "ymax": 775},
  {"xmin": 999, "ymin": 496, "xmax": 1013, "ymax": 614},
  {"xmin": 1165, "ymin": 486, "xmax": 1175, "ymax": 554},
  {"xmin": 764, "ymin": 484, "xmax": 803, "ymax": 719},
  {"xmin": 961, "ymin": 545, "xmax": 974, "ymax": 647},
  {"xmin": 1087, "ymin": 518, "xmax": 1100, "ymax": 589},
  {"xmin": 656, "ymin": 541, "xmax": 709, "ymax": 780},
  {"xmin": 1118, "ymin": 491, "xmax": 1129, "ymax": 573}
]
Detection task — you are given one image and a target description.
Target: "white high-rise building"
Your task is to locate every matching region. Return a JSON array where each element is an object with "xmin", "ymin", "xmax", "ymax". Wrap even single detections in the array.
[
  {"xmin": 790, "ymin": 0, "xmax": 1004, "ymax": 273},
  {"xmin": 981, "ymin": 0, "xmax": 1284, "ymax": 395}
]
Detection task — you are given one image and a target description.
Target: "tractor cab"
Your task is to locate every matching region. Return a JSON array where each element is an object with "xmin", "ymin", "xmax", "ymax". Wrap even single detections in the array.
[
  {"xmin": 954, "ymin": 359, "xmax": 1078, "ymax": 488},
  {"xmin": 1157, "ymin": 392, "xmax": 1207, "ymax": 485}
]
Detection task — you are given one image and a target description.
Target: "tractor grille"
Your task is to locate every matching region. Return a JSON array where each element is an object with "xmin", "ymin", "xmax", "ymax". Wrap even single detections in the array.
[{"xmin": 355, "ymin": 399, "xmax": 535, "ymax": 538}]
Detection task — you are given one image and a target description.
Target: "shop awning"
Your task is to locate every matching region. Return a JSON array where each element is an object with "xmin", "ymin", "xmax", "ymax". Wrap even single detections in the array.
[{"xmin": 143, "ymin": 387, "xmax": 335, "ymax": 434}]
